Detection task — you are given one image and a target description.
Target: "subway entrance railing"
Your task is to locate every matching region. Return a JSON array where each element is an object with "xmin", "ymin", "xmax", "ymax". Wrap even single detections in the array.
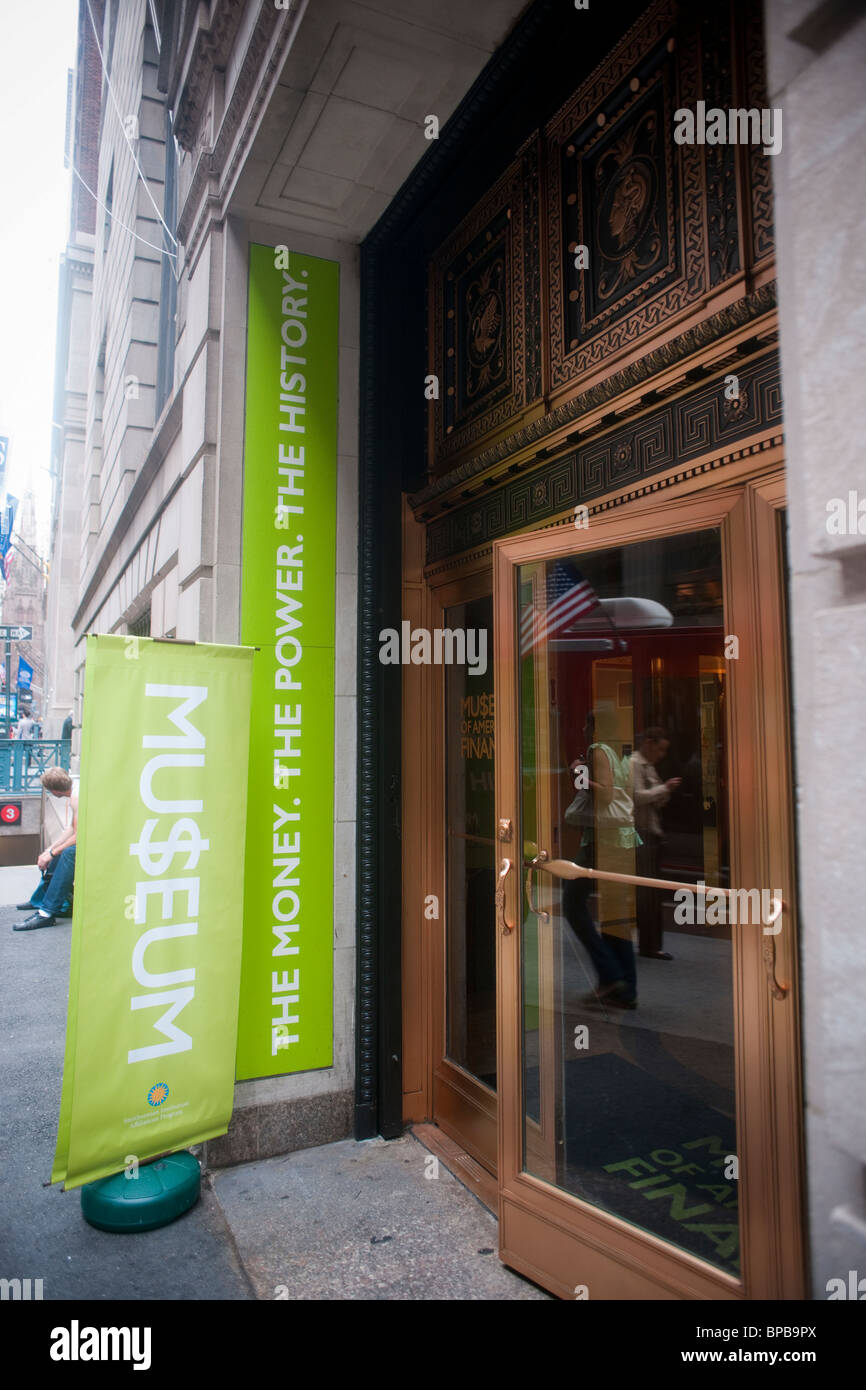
[{"xmin": 0, "ymin": 741, "xmax": 72, "ymax": 793}]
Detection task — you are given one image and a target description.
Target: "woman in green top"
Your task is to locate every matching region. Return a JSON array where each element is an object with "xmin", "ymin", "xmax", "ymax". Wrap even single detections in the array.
[{"xmin": 564, "ymin": 712, "xmax": 640, "ymax": 1006}]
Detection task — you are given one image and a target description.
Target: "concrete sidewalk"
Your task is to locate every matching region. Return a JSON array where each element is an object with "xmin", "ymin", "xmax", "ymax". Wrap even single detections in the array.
[
  {"xmin": 208, "ymin": 1134, "xmax": 548, "ymax": 1300},
  {"xmin": 0, "ymin": 877, "xmax": 549, "ymax": 1301},
  {"xmin": 0, "ymin": 861, "xmax": 43, "ymax": 908},
  {"xmin": 0, "ymin": 898, "xmax": 253, "ymax": 1300}
]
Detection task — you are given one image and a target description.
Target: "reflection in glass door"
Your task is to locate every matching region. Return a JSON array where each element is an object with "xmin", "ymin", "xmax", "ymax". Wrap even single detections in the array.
[
  {"xmin": 446, "ymin": 593, "xmax": 497, "ymax": 1089},
  {"xmin": 518, "ymin": 528, "xmax": 740, "ymax": 1276},
  {"xmin": 433, "ymin": 584, "xmax": 497, "ymax": 1176}
]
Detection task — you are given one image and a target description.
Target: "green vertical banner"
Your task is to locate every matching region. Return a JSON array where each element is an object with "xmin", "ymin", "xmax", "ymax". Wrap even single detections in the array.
[
  {"xmin": 236, "ymin": 243, "xmax": 338, "ymax": 1078},
  {"xmin": 52, "ymin": 635, "xmax": 254, "ymax": 1189}
]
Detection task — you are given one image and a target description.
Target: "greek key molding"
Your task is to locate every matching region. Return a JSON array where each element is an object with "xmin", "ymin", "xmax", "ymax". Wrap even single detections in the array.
[{"xmin": 425, "ymin": 349, "xmax": 782, "ymax": 565}]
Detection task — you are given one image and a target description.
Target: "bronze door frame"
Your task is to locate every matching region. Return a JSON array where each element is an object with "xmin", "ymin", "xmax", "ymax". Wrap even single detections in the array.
[
  {"xmin": 401, "ymin": 499, "xmax": 498, "ymax": 1172},
  {"xmin": 493, "ymin": 467, "xmax": 805, "ymax": 1299},
  {"xmin": 430, "ymin": 567, "xmax": 497, "ymax": 1173}
]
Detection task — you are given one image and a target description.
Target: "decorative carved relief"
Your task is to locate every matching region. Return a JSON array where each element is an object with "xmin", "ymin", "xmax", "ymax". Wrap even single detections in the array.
[
  {"xmin": 426, "ymin": 0, "xmax": 771, "ymax": 476},
  {"xmin": 701, "ymin": 7, "xmax": 740, "ymax": 286},
  {"xmin": 744, "ymin": 0, "xmax": 775, "ymax": 266},
  {"xmin": 678, "ymin": 19, "xmax": 706, "ymax": 299},
  {"xmin": 545, "ymin": 0, "xmax": 702, "ymax": 391},
  {"xmin": 463, "ymin": 233, "xmax": 508, "ymax": 405},
  {"xmin": 522, "ymin": 136, "xmax": 543, "ymax": 403},
  {"xmin": 430, "ymin": 141, "xmax": 538, "ymax": 465},
  {"xmin": 563, "ymin": 73, "xmax": 677, "ymax": 343},
  {"xmin": 544, "ymin": 0, "xmax": 746, "ymax": 390},
  {"xmin": 176, "ymin": 6, "xmax": 284, "ymax": 253},
  {"xmin": 173, "ymin": 1, "xmax": 250, "ymax": 151}
]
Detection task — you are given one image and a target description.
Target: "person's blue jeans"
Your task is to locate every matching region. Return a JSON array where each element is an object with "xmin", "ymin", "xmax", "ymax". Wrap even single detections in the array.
[
  {"xmin": 562, "ymin": 876, "xmax": 637, "ymax": 1001},
  {"xmin": 32, "ymin": 847, "xmax": 76, "ymax": 916}
]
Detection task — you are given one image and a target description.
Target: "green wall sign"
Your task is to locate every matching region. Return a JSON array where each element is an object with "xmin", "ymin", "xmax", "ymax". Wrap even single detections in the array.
[{"xmin": 236, "ymin": 243, "xmax": 339, "ymax": 1079}]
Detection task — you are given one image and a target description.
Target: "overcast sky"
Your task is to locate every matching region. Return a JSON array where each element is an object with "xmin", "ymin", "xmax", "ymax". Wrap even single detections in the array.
[{"xmin": 0, "ymin": 0, "xmax": 78, "ymax": 552}]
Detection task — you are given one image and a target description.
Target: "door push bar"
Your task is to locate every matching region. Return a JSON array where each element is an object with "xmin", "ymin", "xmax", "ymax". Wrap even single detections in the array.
[{"xmin": 522, "ymin": 851, "xmax": 789, "ymax": 1001}]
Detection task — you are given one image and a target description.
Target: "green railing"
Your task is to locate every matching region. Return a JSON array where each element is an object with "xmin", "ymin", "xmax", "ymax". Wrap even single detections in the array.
[{"xmin": 0, "ymin": 740, "xmax": 72, "ymax": 793}]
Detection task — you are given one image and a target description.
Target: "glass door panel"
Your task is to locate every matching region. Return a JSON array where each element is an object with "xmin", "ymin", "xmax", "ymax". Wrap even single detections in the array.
[
  {"xmin": 445, "ymin": 593, "xmax": 496, "ymax": 1089},
  {"xmin": 517, "ymin": 528, "xmax": 740, "ymax": 1276}
]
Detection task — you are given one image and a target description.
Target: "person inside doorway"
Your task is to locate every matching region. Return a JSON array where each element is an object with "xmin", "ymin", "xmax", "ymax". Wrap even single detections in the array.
[
  {"xmin": 629, "ymin": 727, "xmax": 681, "ymax": 959},
  {"xmin": 13, "ymin": 767, "xmax": 77, "ymax": 931}
]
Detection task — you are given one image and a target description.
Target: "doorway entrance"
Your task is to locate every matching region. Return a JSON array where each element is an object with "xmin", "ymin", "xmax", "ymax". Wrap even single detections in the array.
[{"xmin": 492, "ymin": 474, "xmax": 804, "ymax": 1298}]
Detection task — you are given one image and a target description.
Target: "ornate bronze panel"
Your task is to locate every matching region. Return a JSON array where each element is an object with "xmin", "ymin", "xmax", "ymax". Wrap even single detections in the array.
[
  {"xmin": 429, "ymin": 140, "xmax": 539, "ymax": 466},
  {"xmin": 546, "ymin": 0, "xmax": 707, "ymax": 391},
  {"xmin": 701, "ymin": 4, "xmax": 740, "ymax": 286},
  {"xmin": 456, "ymin": 212, "xmax": 510, "ymax": 415},
  {"xmin": 743, "ymin": 0, "xmax": 775, "ymax": 267},
  {"xmin": 563, "ymin": 56, "xmax": 679, "ymax": 344},
  {"xmin": 426, "ymin": 0, "xmax": 776, "ymax": 487}
]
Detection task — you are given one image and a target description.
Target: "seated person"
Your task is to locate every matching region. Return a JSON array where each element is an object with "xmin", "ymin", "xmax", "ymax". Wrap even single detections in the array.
[{"xmin": 14, "ymin": 767, "xmax": 77, "ymax": 931}]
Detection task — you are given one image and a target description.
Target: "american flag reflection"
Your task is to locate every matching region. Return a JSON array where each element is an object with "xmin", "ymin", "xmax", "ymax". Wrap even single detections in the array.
[{"xmin": 520, "ymin": 563, "xmax": 601, "ymax": 655}]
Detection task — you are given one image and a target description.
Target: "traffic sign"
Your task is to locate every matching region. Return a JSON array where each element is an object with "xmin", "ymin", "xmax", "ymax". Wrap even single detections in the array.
[
  {"xmin": 0, "ymin": 802, "xmax": 22, "ymax": 825},
  {"xmin": 0, "ymin": 625, "xmax": 32, "ymax": 640}
]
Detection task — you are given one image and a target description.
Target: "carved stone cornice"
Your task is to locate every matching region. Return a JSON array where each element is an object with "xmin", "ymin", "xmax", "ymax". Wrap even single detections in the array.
[
  {"xmin": 172, "ymin": 0, "xmax": 250, "ymax": 151},
  {"xmin": 409, "ymin": 281, "xmax": 777, "ymax": 511},
  {"xmin": 176, "ymin": 3, "xmax": 294, "ymax": 263},
  {"xmin": 63, "ymin": 254, "xmax": 94, "ymax": 280}
]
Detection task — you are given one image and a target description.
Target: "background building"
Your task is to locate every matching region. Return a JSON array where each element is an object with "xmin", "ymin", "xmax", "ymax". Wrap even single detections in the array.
[
  {"xmin": 43, "ymin": 0, "xmax": 100, "ymax": 745},
  {"xmin": 1, "ymin": 491, "xmax": 47, "ymax": 723}
]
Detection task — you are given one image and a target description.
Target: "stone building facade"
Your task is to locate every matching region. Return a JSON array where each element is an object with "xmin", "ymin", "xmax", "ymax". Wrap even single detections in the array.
[
  {"xmin": 764, "ymin": 0, "xmax": 866, "ymax": 1300},
  {"xmin": 45, "ymin": 0, "xmax": 866, "ymax": 1300},
  {"xmin": 48, "ymin": 0, "xmax": 521, "ymax": 1175}
]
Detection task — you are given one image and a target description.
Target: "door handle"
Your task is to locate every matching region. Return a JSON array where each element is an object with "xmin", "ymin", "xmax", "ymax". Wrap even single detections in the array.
[
  {"xmin": 528, "ymin": 852, "xmax": 706, "ymax": 895},
  {"xmin": 496, "ymin": 858, "xmax": 513, "ymax": 935},
  {"xmin": 525, "ymin": 849, "xmax": 550, "ymax": 923},
  {"xmin": 763, "ymin": 936, "xmax": 790, "ymax": 1000},
  {"xmin": 529, "ymin": 853, "xmax": 787, "ymax": 908},
  {"xmin": 528, "ymin": 853, "xmax": 789, "ymax": 997}
]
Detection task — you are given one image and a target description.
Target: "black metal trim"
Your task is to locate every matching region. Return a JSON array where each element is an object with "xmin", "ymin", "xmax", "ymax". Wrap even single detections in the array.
[
  {"xmin": 354, "ymin": 0, "xmax": 563, "ymax": 1142},
  {"xmin": 355, "ymin": 240, "xmax": 412, "ymax": 1140},
  {"xmin": 355, "ymin": 245, "xmax": 377, "ymax": 1138}
]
